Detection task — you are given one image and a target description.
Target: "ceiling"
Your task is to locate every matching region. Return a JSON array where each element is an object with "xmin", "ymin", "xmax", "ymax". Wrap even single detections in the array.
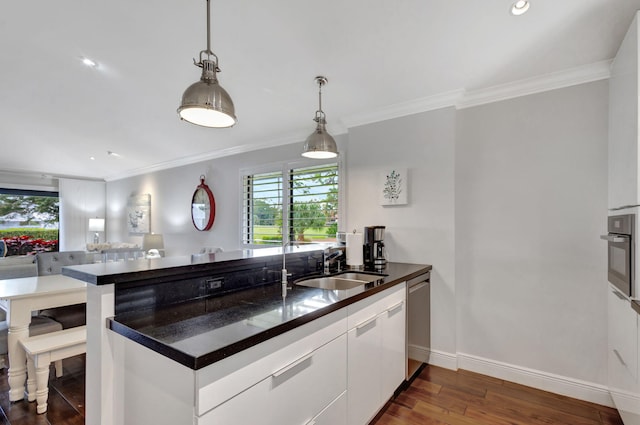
[{"xmin": 1, "ymin": 0, "xmax": 639, "ymax": 181}]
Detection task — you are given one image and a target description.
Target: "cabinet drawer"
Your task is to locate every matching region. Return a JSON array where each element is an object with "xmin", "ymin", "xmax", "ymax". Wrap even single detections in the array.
[
  {"xmin": 308, "ymin": 391, "xmax": 347, "ymax": 425},
  {"xmin": 347, "ymin": 283, "xmax": 405, "ymax": 330},
  {"xmin": 198, "ymin": 333, "xmax": 347, "ymax": 425},
  {"xmin": 196, "ymin": 309, "xmax": 347, "ymax": 415}
]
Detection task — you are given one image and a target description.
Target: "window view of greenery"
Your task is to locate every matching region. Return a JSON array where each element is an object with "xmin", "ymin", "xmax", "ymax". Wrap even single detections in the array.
[
  {"xmin": 0, "ymin": 190, "xmax": 60, "ymax": 256},
  {"xmin": 243, "ymin": 163, "xmax": 338, "ymax": 245}
]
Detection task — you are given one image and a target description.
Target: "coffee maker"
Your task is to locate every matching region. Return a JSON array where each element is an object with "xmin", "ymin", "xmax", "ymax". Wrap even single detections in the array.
[{"xmin": 363, "ymin": 226, "xmax": 386, "ymax": 270}]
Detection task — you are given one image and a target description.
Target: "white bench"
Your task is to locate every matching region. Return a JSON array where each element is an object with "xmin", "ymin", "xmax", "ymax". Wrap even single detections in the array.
[{"xmin": 19, "ymin": 325, "xmax": 86, "ymax": 414}]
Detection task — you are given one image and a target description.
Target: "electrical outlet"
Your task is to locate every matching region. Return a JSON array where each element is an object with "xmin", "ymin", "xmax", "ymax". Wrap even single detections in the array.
[{"xmin": 206, "ymin": 278, "xmax": 224, "ymax": 291}]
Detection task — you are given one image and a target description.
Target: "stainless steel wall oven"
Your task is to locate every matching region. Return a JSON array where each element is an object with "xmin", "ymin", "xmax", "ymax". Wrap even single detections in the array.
[{"xmin": 601, "ymin": 214, "xmax": 634, "ymax": 298}]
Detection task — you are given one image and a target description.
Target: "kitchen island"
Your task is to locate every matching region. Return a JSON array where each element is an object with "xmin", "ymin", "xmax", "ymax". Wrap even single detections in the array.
[{"xmin": 63, "ymin": 246, "xmax": 431, "ymax": 425}]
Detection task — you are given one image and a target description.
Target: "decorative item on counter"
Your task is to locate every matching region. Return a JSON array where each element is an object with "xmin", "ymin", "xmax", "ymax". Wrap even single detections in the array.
[
  {"xmin": 346, "ymin": 230, "xmax": 363, "ymax": 269},
  {"xmin": 142, "ymin": 233, "xmax": 164, "ymax": 258},
  {"xmin": 380, "ymin": 168, "xmax": 408, "ymax": 206}
]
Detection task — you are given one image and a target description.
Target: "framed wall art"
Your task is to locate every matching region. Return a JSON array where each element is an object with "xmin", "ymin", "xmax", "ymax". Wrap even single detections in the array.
[
  {"xmin": 127, "ymin": 194, "xmax": 151, "ymax": 234},
  {"xmin": 380, "ymin": 168, "xmax": 408, "ymax": 206}
]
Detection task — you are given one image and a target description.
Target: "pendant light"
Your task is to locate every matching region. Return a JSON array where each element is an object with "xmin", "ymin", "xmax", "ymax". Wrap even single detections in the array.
[
  {"xmin": 302, "ymin": 76, "xmax": 338, "ymax": 159},
  {"xmin": 177, "ymin": 0, "xmax": 237, "ymax": 128}
]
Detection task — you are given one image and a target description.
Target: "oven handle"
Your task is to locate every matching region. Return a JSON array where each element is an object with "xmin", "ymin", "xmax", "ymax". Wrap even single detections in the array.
[{"xmin": 600, "ymin": 234, "xmax": 630, "ymax": 243}]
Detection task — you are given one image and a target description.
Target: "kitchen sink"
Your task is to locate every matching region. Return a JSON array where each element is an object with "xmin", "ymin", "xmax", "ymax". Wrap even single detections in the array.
[
  {"xmin": 332, "ymin": 272, "xmax": 387, "ymax": 283},
  {"xmin": 295, "ymin": 277, "xmax": 366, "ymax": 291},
  {"xmin": 295, "ymin": 272, "xmax": 387, "ymax": 291}
]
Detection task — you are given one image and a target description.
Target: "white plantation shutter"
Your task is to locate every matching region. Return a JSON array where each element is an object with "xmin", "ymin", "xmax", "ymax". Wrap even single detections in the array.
[
  {"xmin": 242, "ymin": 171, "xmax": 283, "ymax": 245},
  {"xmin": 287, "ymin": 164, "xmax": 338, "ymax": 243},
  {"xmin": 242, "ymin": 163, "xmax": 339, "ymax": 245}
]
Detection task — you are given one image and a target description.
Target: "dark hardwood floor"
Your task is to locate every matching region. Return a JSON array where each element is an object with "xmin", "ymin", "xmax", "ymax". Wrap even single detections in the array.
[
  {"xmin": 373, "ymin": 365, "xmax": 624, "ymax": 425},
  {"xmin": 0, "ymin": 354, "xmax": 85, "ymax": 425},
  {"xmin": 0, "ymin": 358, "xmax": 624, "ymax": 425}
]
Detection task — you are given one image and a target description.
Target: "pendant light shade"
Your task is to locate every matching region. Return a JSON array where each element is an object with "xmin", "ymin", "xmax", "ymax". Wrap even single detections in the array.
[
  {"xmin": 302, "ymin": 76, "xmax": 338, "ymax": 159},
  {"xmin": 178, "ymin": 0, "xmax": 236, "ymax": 128}
]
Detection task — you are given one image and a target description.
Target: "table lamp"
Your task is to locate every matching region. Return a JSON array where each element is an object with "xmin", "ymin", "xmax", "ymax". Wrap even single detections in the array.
[{"xmin": 88, "ymin": 218, "xmax": 105, "ymax": 244}]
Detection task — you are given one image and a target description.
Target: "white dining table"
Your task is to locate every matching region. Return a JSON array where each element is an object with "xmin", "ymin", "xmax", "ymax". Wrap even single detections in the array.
[{"xmin": 0, "ymin": 274, "xmax": 87, "ymax": 401}]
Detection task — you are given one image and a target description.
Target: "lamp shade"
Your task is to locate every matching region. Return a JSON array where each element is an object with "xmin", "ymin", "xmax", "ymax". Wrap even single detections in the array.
[
  {"xmin": 302, "ymin": 119, "xmax": 338, "ymax": 159},
  {"xmin": 88, "ymin": 218, "xmax": 105, "ymax": 232},
  {"xmin": 142, "ymin": 233, "xmax": 164, "ymax": 251},
  {"xmin": 177, "ymin": 78, "xmax": 237, "ymax": 127}
]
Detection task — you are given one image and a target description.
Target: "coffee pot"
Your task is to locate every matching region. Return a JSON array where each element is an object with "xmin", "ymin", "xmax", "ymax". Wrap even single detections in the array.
[{"xmin": 363, "ymin": 226, "xmax": 386, "ymax": 270}]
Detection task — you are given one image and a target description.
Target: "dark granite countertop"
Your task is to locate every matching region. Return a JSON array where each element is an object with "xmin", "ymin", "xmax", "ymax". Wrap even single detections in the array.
[
  {"xmin": 108, "ymin": 262, "xmax": 431, "ymax": 370},
  {"xmin": 62, "ymin": 245, "xmax": 322, "ymax": 286},
  {"xmin": 632, "ymin": 299, "xmax": 640, "ymax": 315}
]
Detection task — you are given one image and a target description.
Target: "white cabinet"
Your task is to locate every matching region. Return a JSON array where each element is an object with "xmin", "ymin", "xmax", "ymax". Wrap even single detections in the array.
[
  {"xmin": 310, "ymin": 391, "xmax": 347, "ymax": 425},
  {"xmin": 608, "ymin": 284, "xmax": 640, "ymax": 425},
  {"xmin": 381, "ymin": 297, "xmax": 406, "ymax": 397},
  {"xmin": 199, "ymin": 333, "xmax": 347, "ymax": 425},
  {"xmin": 347, "ymin": 284, "xmax": 406, "ymax": 425},
  {"xmin": 116, "ymin": 283, "xmax": 408, "ymax": 425},
  {"xmin": 609, "ymin": 11, "xmax": 640, "ymax": 209}
]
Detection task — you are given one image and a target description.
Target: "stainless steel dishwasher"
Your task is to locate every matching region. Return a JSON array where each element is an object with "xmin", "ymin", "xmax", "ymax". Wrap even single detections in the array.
[{"xmin": 406, "ymin": 272, "xmax": 430, "ymax": 381}]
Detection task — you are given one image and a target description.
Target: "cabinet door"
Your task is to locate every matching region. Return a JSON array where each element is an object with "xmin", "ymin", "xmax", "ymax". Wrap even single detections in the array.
[
  {"xmin": 608, "ymin": 284, "xmax": 638, "ymax": 408},
  {"xmin": 199, "ymin": 334, "xmax": 347, "ymax": 425},
  {"xmin": 608, "ymin": 12, "xmax": 640, "ymax": 209},
  {"xmin": 347, "ymin": 314, "xmax": 382, "ymax": 425},
  {"xmin": 381, "ymin": 299, "xmax": 406, "ymax": 399}
]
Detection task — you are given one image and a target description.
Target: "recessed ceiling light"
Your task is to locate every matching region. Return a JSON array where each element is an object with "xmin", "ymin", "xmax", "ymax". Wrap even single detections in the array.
[
  {"xmin": 511, "ymin": 0, "xmax": 530, "ymax": 16},
  {"xmin": 80, "ymin": 56, "xmax": 98, "ymax": 68},
  {"xmin": 90, "ymin": 156, "xmax": 95, "ymax": 161}
]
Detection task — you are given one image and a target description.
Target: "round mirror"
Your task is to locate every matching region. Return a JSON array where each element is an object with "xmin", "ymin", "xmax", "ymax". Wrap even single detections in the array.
[{"xmin": 191, "ymin": 176, "xmax": 216, "ymax": 231}]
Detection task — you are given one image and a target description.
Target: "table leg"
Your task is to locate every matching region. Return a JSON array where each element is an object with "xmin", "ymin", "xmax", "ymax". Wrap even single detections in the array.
[{"xmin": 7, "ymin": 322, "xmax": 28, "ymax": 401}]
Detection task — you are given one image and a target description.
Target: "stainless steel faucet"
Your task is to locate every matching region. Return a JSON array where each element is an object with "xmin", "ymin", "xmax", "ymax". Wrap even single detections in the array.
[
  {"xmin": 323, "ymin": 246, "xmax": 345, "ymax": 275},
  {"xmin": 281, "ymin": 240, "xmax": 299, "ymax": 298}
]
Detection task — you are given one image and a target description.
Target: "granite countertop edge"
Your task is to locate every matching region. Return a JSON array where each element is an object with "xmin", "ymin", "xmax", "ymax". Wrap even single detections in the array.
[{"xmin": 107, "ymin": 262, "xmax": 432, "ymax": 370}]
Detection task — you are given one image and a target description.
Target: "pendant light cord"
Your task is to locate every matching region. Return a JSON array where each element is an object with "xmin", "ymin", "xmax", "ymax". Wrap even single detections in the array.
[
  {"xmin": 316, "ymin": 78, "xmax": 326, "ymax": 122},
  {"xmin": 206, "ymin": 0, "xmax": 212, "ymax": 56},
  {"xmin": 196, "ymin": 0, "xmax": 219, "ymax": 71}
]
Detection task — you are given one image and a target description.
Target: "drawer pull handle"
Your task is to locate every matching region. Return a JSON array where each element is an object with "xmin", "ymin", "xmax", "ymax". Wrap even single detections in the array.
[
  {"xmin": 386, "ymin": 301, "xmax": 404, "ymax": 314},
  {"xmin": 356, "ymin": 315, "xmax": 377, "ymax": 330},
  {"xmin": 611, "ymin": 289, "xmax": 628, "ymax": 301},
  {"xmin": 306, "ymin": 421, "xmax": 317, "ymax": 425},
  {"xmin": 613, "ymin": 349, "xmax": 627, "ymax": 366},
  {"xmin": 272, "ymin": 351, "xmax": 313, "ymax": 378}
]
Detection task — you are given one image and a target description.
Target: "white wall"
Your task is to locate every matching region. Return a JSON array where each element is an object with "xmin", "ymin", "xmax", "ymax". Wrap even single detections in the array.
[
  {"xmin": 455, "ymin": 81, "xmax": 609, "ymax": 386},
  {"xmin": 59, "ymin": 178, "xmax": 107, "ymax": 251},
  {"xmin": 345, "ymin": 108, "xmax": 457, "ymax": 363},
  {"xmin": 105, "ymin": 137, "xmax": 347, "ymax": 256}
]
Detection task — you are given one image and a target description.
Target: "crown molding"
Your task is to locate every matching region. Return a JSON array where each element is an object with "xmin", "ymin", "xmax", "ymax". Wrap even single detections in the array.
[
  {"xmin": 457, "ymin": 60, "xmax": 612, "ymax": 109},
  {"xmin": 103, "ymin": 131, "xmax": 315, "ymax": 182},
  {"xmin": 341, "ymin": 60, "xmax": 612, "ymax": 129},
  {"xmin": 341, "ymin": 89, "xmax": 464, "ymax": 129}
]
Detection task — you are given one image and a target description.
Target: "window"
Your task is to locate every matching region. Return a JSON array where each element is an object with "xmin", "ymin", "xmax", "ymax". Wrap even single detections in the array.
[
  {"xmin": 243, "ymin": 162, "xmax": 339, "ymax": 245},
  {"xmin": 0, "ymin": 188, "xmax": 60, "ymax": 256}
]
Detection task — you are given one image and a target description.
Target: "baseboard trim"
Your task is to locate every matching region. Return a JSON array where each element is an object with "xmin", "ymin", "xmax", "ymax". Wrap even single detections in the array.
[
  {"xmin": 457, "ymin": 353, "xmax": 614, "ymax": 408},
  {"xmin": 424, "ymin": 348, "xmax": 458, "ymax": 371}
]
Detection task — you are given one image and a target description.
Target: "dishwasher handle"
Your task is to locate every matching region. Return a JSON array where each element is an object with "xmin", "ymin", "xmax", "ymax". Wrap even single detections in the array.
[{"xmin": 409, "ymin": 281, "xmax": 428, "ymax": 294}]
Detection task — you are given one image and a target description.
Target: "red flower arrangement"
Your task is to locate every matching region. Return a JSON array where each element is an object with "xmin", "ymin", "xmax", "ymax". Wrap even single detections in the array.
[{"xmin": 2, "ymin": 236, "xmax": 59, "ymax": 256}]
